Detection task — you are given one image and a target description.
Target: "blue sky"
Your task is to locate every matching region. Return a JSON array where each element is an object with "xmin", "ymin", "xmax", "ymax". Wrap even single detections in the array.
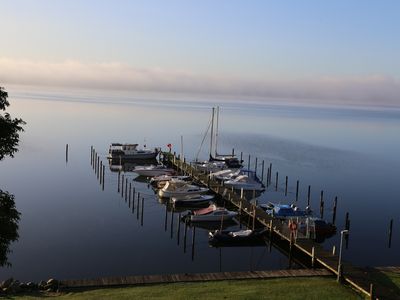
[{"xmin": 1, "ymin": 0, "xmax": 399, "ymax": 106}]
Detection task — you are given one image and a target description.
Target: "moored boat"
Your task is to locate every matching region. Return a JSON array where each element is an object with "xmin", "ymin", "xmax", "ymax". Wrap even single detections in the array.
[
  {"xmin": 172, "ymin": 194, "xmax": 215, "ymax": 206},
  {"xmin": 134, "ymin": 165, "xmax": 175, "ymax": 177},
  {"xmin": 208, "ymin": 228, "xmax": 267, "ymax": 247},
  {"xmin": 185, "ymin": 204, "xmax": 237, "ymax": 222},
  {"xmin": 158, "ymin": 180, "xmax": 209, "ymax": 198},
  {"xmin": 108, "ymin": 143, "xmax": 159, "ymax": 160},
  {"xmin": 260, "ymin": 202, "xmax": 311, "ymax": 219}
]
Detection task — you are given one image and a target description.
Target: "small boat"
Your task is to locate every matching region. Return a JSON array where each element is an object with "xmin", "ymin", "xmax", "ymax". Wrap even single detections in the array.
[
  {"xmin": 260, "ymin": 202, "xmax": 311, "ymax": 219},
  {"xmin": 134, "ymin": 165, "xmax": 175, "ymax": 177},
  {"xmin": 186, "ymin": 204, "xmax": 237, "ymax": 222},
  {"xmin": 193, "ymin": 160, "xmax": 227, "ymax": 173},
  {"xmin": 172, "ymin": 194, "xmax": 215, "ymax": 206},
  {"xmin": 158, "ymin": 180, "xmax": 209, "ymax": 198},
  {"xmin": 108, "ymin": 143, "xmax": 159, "ymax": 160},
  {"xmin": 150, "ymin": 175, "xmax": 191, "ymax": 188},
  {"xmin": 223, "ymin": 174, "xmax": 265, "ymax": 191},
  {"xmin": 208, "ymin": 228, "xmax": 267, "ymax": 247},
  {"xmin": 210, "ymin": 169, "xmax": 241, "ymax": 181}
]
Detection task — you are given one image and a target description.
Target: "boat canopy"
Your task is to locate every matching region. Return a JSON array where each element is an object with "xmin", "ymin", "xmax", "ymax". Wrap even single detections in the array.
[{"xmin": 194, "ymin": 205, "xmax": 216, "ymax": 216}]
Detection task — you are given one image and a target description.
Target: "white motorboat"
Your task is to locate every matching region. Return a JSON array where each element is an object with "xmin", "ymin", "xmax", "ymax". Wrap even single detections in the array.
[
  {"xmin": 188, "ymin": 204, "xmax": 237, "ymax": 222},
  {"xmin": 158, "ymin": 180, "xmax": 209, "ymax": 198},
  {"xmin": 223, "ymin": 175, "xmax": 265, "ymax": 191},
  {"xmin": 108, "ymin": 143, "xmax": 159, "ymax": 160},
  {"xmin": 212, "ymin": 169, "xmax": 241, "ymax": 181},
  {"xmin": 150, "ymin": 175, "xmax": 191, "ymax": 188},
  {"xmin": 134, "ymin": 165, "xmax": 175, "ymax": 177},
  {"xmin": 193, "ymin": 160, "xmax": 227, "ymax": 173},
  {"xmin": 172, "ymin": 194, "xmax": 215, "ymax": 206}
]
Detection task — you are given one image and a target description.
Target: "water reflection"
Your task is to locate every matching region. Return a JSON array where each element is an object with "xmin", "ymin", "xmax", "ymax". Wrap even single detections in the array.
[
  {"xmin": 108, "ymin": 157, "xmax": 158, "ymax": 173},
  {"xmin": 0, "ymin": 190, "xmax": 20, "ymax": 267}
]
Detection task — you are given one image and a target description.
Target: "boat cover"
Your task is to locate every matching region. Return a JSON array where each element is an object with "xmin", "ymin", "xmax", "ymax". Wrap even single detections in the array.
[{"xmin": 194, "ymin": 206, "xmax": 215, "ymax": 216}]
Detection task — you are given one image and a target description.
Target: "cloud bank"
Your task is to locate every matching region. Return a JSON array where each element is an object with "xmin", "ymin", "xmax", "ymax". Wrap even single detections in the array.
[{"xmin": 0, "ymin": 57, "xmax": 399, "ymax": 107}]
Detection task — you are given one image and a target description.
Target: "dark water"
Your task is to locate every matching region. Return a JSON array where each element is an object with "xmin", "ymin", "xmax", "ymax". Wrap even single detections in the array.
[{"xmin": 1, "ymin": 88, "xmax": 400, "ymax": 281}]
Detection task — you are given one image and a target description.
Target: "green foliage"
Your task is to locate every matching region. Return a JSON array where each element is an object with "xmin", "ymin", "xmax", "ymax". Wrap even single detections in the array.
[
  {"xmin": 0, "ymin": 189, "xmax": 20, "ymax": 267},
  {"xmin": 0, "ymin": 86, "xmax": 26, "ymax": 160}
]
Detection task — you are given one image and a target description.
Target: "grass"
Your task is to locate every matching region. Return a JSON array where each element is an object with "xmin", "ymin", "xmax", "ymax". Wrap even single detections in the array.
[{"xmin": 10, "ymin": 277, "xmax": 363, "ymax": 300}]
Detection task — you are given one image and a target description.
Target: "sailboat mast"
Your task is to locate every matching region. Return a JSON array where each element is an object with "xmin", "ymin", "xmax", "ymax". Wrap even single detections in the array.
[
  {"xmin": 209, "ymin": 107, "xmax": 215, "ymax": 159},
  {"xmin": 215, "ymin": 106, "xmax": 219, "ymax": 157}
]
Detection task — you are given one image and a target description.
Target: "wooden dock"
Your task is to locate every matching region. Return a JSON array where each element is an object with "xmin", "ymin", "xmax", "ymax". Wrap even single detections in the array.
[
  {"xmin": 165, "ymin": 153, "xmax": 390, "ymax": 300},
  {"xmin": 61, "ymin": 269, "xmax": 331, "ymax": 289}
]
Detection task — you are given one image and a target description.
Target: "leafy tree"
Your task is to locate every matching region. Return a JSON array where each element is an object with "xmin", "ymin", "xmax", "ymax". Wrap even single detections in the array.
[
  {"xmin": 0, "ymin": 86, "xmax": 23, "ymax": 267},
  {"xmin": 0, "ymin": 86, "xmax": 26, "ymax": 160}
]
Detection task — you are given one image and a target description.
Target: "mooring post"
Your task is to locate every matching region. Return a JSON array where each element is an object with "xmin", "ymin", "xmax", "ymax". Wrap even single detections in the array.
[
  {"xmin": 125, "ymin": 178, "xmax": 128, "ymax": 201},
  {"xmin": 388, "ymin": 218, "xmax": 393, "ymax": 248},
  {"xmin": 183, "ymin": 220, "xmax": 188, "ymax": 253},
  {"xmin": 332, "ymin": 196, "xmax": 337, "ymax": 225},
  {"xmin": 261, "ymin": 160, "xmax": 265, "ymax": 181},
  {"xmin": 269, "ymin": 163, "xmax": 272, "ymax": 184},
  {"xmin": 65, "ymin": 144, "xmax": 69, "ymax": 163},
  {"xmin": 90, "ymin": 146, "xmax": 93, "ymax": 165},
  {"xmin": 118, "ymin": 171, "xmax": 121, "ymax": 192},
  {"xmin": 252, "ymin": 205, "xmax": 256, "ymax": 231},
  {"xmin": 266, "ymin": 167, "xmax": 270, "ymax": 187},
  {"xmin": 369, "ymin": 283, "xmax": 375, "ymax": 300},
  {"xmin": 99, "ymin": 161, "xmax": 103, "ymax": 184},
  {"xmin": 275, "ymin": 172, "xmax": 278, "ymax": 191},
  {"xmin": 102, "ymin": 165, "xmax": 105, "ymax": 190},
  {"xmin": 121, "ymin": 174, "xmax": 125, "ymax": 198},
  {"xmin": 170, "ymin": 207, "xmax": 174, "ymax": 238},
  {"xmin": 345, "ymin": 212, "xmax": 350, "ymax": 249},
  {"xmin": 332, "ymin": 245, "xmax": 336, "ymax": 255},
  {"xmin": 311, "ymin": 246, "xmax": 315, "ymax": 268},
  {"xmin": 254, "ymin": 157, "xmax": 258, "ymax": 176},
  {"xmin": 240, "ymin": 188, "xmax": 244, "ymax": 199},
  {"xmin": 285, "ymin": 176, "xmax": 288, "ymax": 196},
  {"xmin": 132, "ymin": 188, "xmax": 135, "ymax": 213},
  {"xmin": 248, "ymin": 154, "xmax": 251, "ymax": 171},
  {"xmin": 136, "ymin": 192, "xmax": 140, "ymax": 219},
  {"xmin": 128, "ymin": 183, "xmax": 131, "ymax": 207},
  {"xmin": 94, "ymin": 152, "xmax": 97, "ymax": 171},
  {"xmin": 320, "ymin": 190, "xmax": 324, "ymax": 219},
  {"xmin": 307, "ymin": 185, "xmax": 311, "ymax": 207},
  {"xmin": 295, "ymin": 180, "xmax": 299, "ymax": 202},
  {"xmin": 191, "ymin": 226, "xmax": 196, "ymax": 261},
  {"xmin": 177, "ymin": 213, "xmax": 181, "ymax": 245},
  {"xmin": 232, "ymin": 148, "xmax": 235, "ymax": 156},
  {"xmin": 97, "ymin": 156, "xmax": 100, "ymax": 179},
  {"xmin": 164, "ymin": 203, "xmax": 168, "ymax": 231},
  {"xmin": 240, "ymin": 151, "xmax": 243, "ymax": 163},
  {"xmin": 141, "ymin": 197, "xmax": 144, "ymax": 226}
]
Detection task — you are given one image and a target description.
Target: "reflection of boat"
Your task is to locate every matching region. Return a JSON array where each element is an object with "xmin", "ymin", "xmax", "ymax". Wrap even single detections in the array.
[
  {"xmin": 134, "ymin": 165, "xmax": 175, "ymax": 177},
  {"xmin": 158, "ymin": 180, "xmax": 209, "ymax": 198},
  {"xmin": 223, "ymin": 174, "xmax": 265, "ymax": 191},
  {"xmin": 108, "ymin": 143, "xmax": 159, "ymax": 159},
  {"xmin": 172, "ymin": 194, "xmax": 215, "ymax": 206},
  {"xmin": 208, "ymin": 228, "xmax": 267, "ymax": 247},
  {"xmin": 297, "ymin": 217, "xmax": 336, "ymax": 242},
  {"xmin": 260, "ymin": 203, "xmax": 311, "ymax": 219},
  {"xmin": 185, "ymin": 204, "xmax": 237, "ymax": 222},
  {"xmin": 186, "ymin": 220, "xmax": 237, "ymax": 231},
  {"xmin": 109, "ymin": 158, "xmax": 158, "ymax": 172}
]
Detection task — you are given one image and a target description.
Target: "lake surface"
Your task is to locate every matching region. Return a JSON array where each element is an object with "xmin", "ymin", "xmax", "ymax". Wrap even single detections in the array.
[{"xmin": 1, "ymin": 88, "xmax": 400, "ymax": 281}]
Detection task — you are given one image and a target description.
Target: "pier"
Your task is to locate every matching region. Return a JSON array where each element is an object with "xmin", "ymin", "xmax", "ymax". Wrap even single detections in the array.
[{"xmin": 163, "ymin": 152, "xmax": 388, "ymax": 299}]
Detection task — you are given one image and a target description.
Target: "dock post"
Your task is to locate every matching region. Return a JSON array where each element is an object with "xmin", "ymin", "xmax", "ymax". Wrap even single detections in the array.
[
  {"xmin": 345, "ymin": 212, "xmax": 350, "ymax": 249},
  {"xmin": 96, "ymin": 156, "xmax": 100, "ymax": 179},
  {"xmin": 136, "ymin": 192, "xmax": 140, "ymax": 219},
  {"xmin": 65, "ymin": 144, "xmax": 68, "ymax": 163},
  {"xmin": 269, "ymin": 163, "xmax": 272, "ymax": 183},
  {"xmin": 261, "ymin": 160, "xmax": 265, "ymax": 181},
  {"xmin": 102, "ymin": 165, "xmax": 105, "ymax": 190},
  {"xmin": 388, "ymin": 218, "xmax": 393, "ymax": 248},
  {"xmin": 191, "ymin": 226, "xmax": 196, "ymax": 261},
  {"xmin": 275, "ymin": 172, "xmax": 278, "ymax": 191},
  {"xmin": 183, "ymin": 220, "xmax": 188, "ymax": 253},
  {"xmin": 125, "ymin": 178, "xmax": 128, "ymax": 201},
  {"xmin": 90, "ymin": 146, "xmax": 93, "ymax": 165},
  {"xmin": 285, "ymin": 176, "xmax": 288, "ymax": 196},
  {"xmin": 132, "ymin": 188, "xmax": 135, "ymax": 213},
  {"xmin": 295, "ymin": 180, "xmax": 299, "ymax": 202},
  {"xmin": 232, "ymin": 148, "xmax": 235, "ymax": 156},
  {"xmin": 121, "ymin": 174, "xmax": 125, "ymax": 198},
  {"xmin": 252, "ymin": 205, "xmax": 256, "ymax": 230},
  {"xmin": 118, "ymin": 171, "xmax": 121, "ymax": 192},
  {"xmin": 128, "ymin": 183, "xmax": 132, "ymax": 207},
  {"xmin": 266, "ymin": 168, "xmax": 270, "ymax": 187},
  {"xmin": 248, "ymin": 154, "xmax": 251, "ymax": 171},
  {"xmin": 254, "ymin": 157, "xmax": 258, "ymax": 176},
  {"xmin": 240, "ymin": 188, "xmax": 244, "ymax": 199},
  {"xmin": 369, "ymin": 283, "xmax": 375, "ymax": 300},
  {"xmin": 141, "ymin": 197, "xmax": 144, "ymax": 226},
  {"xmin": 240, "ymin": 151, "xmax": 243, "ymax": 162},
  {"xmin": 319, "ymin": 190, "xmax": 324, "ymax": 219},
  {"xmin": 170, "ymin": 207, "xmax": 174, "ymax": 238},
  {"xmin": 99, "ymin": 161, "xmax": 103, "ymax": 184},
  {"xmin": 177, "ymin": 213, "xmax": 181, "ymax": 245},
  {"xmin": 311, "ymin": 246, "xmax": 315, "ymax": 268},
  {"xmin": 332, "ymin": 245, "xmax": 336, "ymax": 255},
  {"xmin": 269, "ymin": 220, "xmax": 273, "ymax": 238},
  {"xmin": 332, "ymin": 197, "xmax": 337, "ymax": 225},
  {"xmin": 307, "ymin": 185, "xmax": 311, "ymax": 207}
]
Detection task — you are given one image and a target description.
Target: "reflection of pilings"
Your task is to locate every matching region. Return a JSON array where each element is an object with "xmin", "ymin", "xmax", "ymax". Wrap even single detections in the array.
[
  {"xmin": 141, "ymin": 197, "xmax": 144, "ymax": 226},
  {"xmin": 66, "ymin": 144, "xmax": 69, "ymax": 163},
  {"xmin": 285, "ymin": 176, "xmax": 288, "ymax": 196},
  {"xmin": 125, "ymin": 178, "xmax": 128, "ymax": 202},
  {"xmin": 261, "ymin": 160, "xmax": 265, "ymax": 181},
  {"xmin": 128, "ymin": 183, "xmax": 132, "ymax": 207},
  {"xmin": 90, "ymin": 146, "xmax": 93, "ymax": 165},
  {"xmin": 121, "ymin": 175, "xmax": 125, "ymax": 198},
  {"xmin": 97, "ymin": 156, "xmax": 100, "ymax": 179},
  {"xmin": 295, "ymin": 180, "xmax": 299, "ymax": 202},
  {"xmin": 191, "ymin": 226, "xmax": 196, "ymax": 261},
  {"xmin": 118, "ymin": 171, "xmax": 121, "ymax": 193},
  {"xmin": 307, "ymin": 185, "xmax": 311, "ymax": 206},
  {"xmin": 170, "ymin": 207, "xmax": 174, "ymax": 238},
  {"xmin": 332, "ymin": 196, "xmax": 337, "ymax": 225},
  {"xmin": 177, "ymin": 213, "xmax": 181, "ymax": 245},
  {"xmin": 275, "ymin": 172, "xmax": 278, "ymax": 191},
  {"xmin": 319, "ymin": 190, "xmax": 324, "ymax": 219},
  {"xmin": 345, "ymin": 212, "xmax": 350, "ymax": 249},
  {"xmin": 388, "ymin": 219, "xmax": 393, "ymax": 248},
  {"xmin": 99, "ymin": 161, "xmax": 103, "ymax": 184},
  {"xmin": 132, "ymin": 188, "xmax": 135, "ymax": 212},
  {"xmin": 102, "ymin": 165, "xmax": 105, "ymax": 190}
]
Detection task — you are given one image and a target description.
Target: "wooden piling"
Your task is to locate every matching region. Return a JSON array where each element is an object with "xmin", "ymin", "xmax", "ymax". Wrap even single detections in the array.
[
  {"xmin": 128, "ymin": 183, "xmax": 131, "ymax": 207},
  {"xmin": 275, "ymin": 172, "xmax": 278, "ymax": 191},
  {"xmin": 121, "ymin": 174, "xmax": 125, "ymax": 197},
  {"xmin": 118, "ymin": 171, "xmax": 121, "ymax": 193},
  {"xmin": 332, "ymin": 197, "xmax": 337, "ymax": 225},
  {"xmin": 183, "ymin": 220, "xmax": 188, "ymax": 253},
  {"xmin": 311, "ymin": 246, "xmax": 315, "ymax": 268},
  {"xmin": 369, "ymin": 284, "xmax": 374, "ymax": 300},
  {"xmin": 295, "ymin": 180, "xmax": 299, "ymax": 202},
  {"xmin": 141, "ymin": 197, "xmax": 144, "ymax": 226},
  {"xmin": 248, "ymin": 154, "xmax": 251, "ymax": 171},
  {"xmin": 164, "ymin": 204, "xmax": 168, "ymax": 231},
  {"xmin": 266, "ymin": 167, "xmax": 270, "ymax": 187},
  {"xmin": 269, "ymin": 163, "xmax": 272, "ymax": 184},
  {"xmin": 307, "ymin": 185, "xmax": 311, "ymax": 207},
  {"xmin": 136, "ymin": 192, "xmax": 140, "ymax": 220},
  {"xmin": 252, "ymin": 205, "xmax": 256, "ymax": 231},
  {"xmin": 232, "ymin": 148, "xmax": 235, "ymax": 156},
  {"xmin": 191, "ymin": 226, "xmax": 196, "ymax": 261},
  {"xmin": 177, "ymin": 213, "xmax": 181, "ymax": 245},
  {"xmin": 96, "ymin": 156, "xmax": 100, "ymax": 179},
  {"xmin": 319, "ymin": 190, "xmax": 324, "ymax": 219},
  {"xmin": 65, "ymin": 144, "xmax": 69, "ymax": 163},
  {"xmin": 240, "ymin": 151, "xmax": 243, "ymax": 162},
  {"xmin": 254, "ymin": 157, "xmax": 258, "ymax": 176},
  {"xmin": 125, "ymin": 178, "xmax": 128, "ymax": 201},
  {"xmin": 99, "ymin": 161, "xmax": 103, "ymax": 184},
  {"xmin": 170, "ymin": 208, "xmax": 174, "ymax": 238},
  {"xmin": 388, "ymin": 218, "xmax": 393, "ymax": 248},
  {"xmin": 285, "ymin": 176, "xmax": 288, "ymax": 196},
  {"xmin": 261, "ymin": 160, "xmax": 265, "ymax": 181},
  {"xmin": 102, "ymin": 165, "xmax": 105, "ymax": 190},
  {"xmin": 90, "ymin": 146, "xmax": 93, "ymax": 165}
]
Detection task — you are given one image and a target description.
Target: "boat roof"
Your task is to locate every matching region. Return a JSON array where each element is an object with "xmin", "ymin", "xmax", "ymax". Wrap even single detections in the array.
[{"xmin": 111, "ymin": 143, "xmax": 139, "ymax": 146}]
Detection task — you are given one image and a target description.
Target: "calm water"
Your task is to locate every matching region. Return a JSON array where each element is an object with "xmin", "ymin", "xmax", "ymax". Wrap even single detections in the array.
[{"xmin": 1, "ymin": 88, "xmax": 400, "ymax": 281}]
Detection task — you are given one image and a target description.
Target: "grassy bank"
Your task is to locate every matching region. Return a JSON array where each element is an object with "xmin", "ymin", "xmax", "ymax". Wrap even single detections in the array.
[{"xmin": 11, "ymin": 277, "xmax": 363, "ymax": 300}]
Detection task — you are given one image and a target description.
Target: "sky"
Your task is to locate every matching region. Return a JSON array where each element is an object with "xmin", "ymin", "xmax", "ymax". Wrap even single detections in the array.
[{"xmin": 1, "ymin": 0, "xmax": 399, "ymax": 107}]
